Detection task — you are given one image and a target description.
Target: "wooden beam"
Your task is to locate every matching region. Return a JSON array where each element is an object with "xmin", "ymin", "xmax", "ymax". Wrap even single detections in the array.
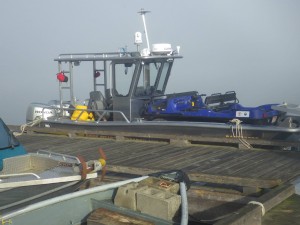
[
  {"xmin": 214, "ymin": 183, "xmax": 295, "ymax": 225},
  {"xmin": 87, "ymin": 208, "xmax": 154, "ymax": 225},
  {"xmin": 188, "ymin": 172, "xmax": 281, "ymax": 189},
  {"xmin": 258, "ymin": 183, "xmax": 295, "ymax": 212},
  {"xmin": 188, "ymin": 188, "xmax": 255, "ymax": 204},
  {"xmin": 106, "ymin": 165, "xmax": 159, "ymax": 176},
  {"xmin": 106, "ymin": 165, "xmax": 281, "ymax": 189}
]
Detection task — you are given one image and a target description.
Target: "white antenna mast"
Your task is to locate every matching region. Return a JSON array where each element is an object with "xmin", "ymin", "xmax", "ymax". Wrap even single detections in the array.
[{"xmin": 138, "ymin": 9, "xmax": 151, "ymax": 52}]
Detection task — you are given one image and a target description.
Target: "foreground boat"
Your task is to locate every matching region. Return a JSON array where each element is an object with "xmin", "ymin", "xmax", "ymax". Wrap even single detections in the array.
[
  {"xmin": 0, "ymin": 117, "xmax": 106, "ymax": 213},
  {"xmin": 2, "ymin": 171, "xmax": 189, "ymax": 225}
]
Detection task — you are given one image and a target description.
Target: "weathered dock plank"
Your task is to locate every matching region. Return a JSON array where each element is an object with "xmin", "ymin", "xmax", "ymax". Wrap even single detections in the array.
[{"xmin": 17, "ymin": 133, "xmax": 300, "ymax": 185}]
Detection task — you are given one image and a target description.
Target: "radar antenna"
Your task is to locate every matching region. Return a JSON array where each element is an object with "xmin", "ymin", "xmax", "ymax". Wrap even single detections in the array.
[{"xmin": 138, "ymin": 9, "xmax": 151, "ymax": 52}]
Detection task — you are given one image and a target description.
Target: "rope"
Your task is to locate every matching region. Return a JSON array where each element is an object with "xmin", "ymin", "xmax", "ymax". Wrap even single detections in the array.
[
  {"xmin": 229, "ymin": 118, "xmax": 252, "ymax": 149},
  {"xmin": 13, "ymin": 117, "xmax": 43, "ymax": 137},
  {"xmin": 248, "ymin": 201, "xmax": 265, "ymax": 216}
]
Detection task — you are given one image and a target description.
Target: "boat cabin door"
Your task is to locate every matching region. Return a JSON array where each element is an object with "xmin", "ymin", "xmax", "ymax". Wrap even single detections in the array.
[{"xmin": 110, "ymin": 60, "xmax": 173, "ymax": 122}]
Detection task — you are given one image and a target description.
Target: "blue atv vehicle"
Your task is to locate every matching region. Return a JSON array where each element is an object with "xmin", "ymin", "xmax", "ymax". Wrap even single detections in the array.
[{"xmin": 141, "ymin": 91, "xmax": 281, "ymax": 125}]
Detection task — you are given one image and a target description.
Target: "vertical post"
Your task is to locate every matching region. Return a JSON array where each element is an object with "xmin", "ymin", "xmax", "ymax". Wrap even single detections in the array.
[
  {"xmin": 69, "ymin": 62, "xmax": 75, "ymax": 105},
  {"xmin": 93, "ymin": 61, "xmax": 97, "ymax": 91},
  {"xmin": 144, "ymin": 64, "xmax": 150, "ymax": 89},
  {"xmin": 103, "ymin": 61, "xmax": 107, "ymax": 99},
  {"xmin": 138, "ymin": 9, "xmax": 151, "ymax": 52},
  {"xmin": 58, "ymin": 61, "xmax": 63, "ymax": 115}
]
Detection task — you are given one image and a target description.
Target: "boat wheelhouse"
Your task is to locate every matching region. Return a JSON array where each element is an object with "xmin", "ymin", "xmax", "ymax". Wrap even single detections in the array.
[{"xmin": 56, "ymin": 49, "xmax": 181, "ymax": 122}]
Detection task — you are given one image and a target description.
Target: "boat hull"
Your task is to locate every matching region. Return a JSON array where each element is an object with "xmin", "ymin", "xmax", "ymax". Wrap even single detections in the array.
[
  {"xmin": 40, "ymin": 119, "xmax": 300, "ymax": 142},
  {"xmin": 2, "ymin": 177, "xmax": 179, "ymax": 225},
  {"xmin": 0, "ymin": 181, "xmax": 83, "ymax": 214},
  {"xmin": 0, "ymin": 151, "xmax": 99, "ymax": 213}
]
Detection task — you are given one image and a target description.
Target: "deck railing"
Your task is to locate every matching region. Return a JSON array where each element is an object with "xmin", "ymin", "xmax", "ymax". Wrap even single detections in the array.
[{"xmin": 40, "ymin": 106, "xmax": 131, "ymax": 123}]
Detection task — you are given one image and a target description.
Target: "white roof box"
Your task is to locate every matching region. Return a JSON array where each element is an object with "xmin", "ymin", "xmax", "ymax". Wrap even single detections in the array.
[{"xmin": 152, "ymin": 43, "xmax": 173, "ymax": 55}]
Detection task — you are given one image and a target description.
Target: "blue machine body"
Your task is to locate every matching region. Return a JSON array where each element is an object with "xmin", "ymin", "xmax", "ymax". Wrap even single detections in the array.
[
  {"xmin": 0, "ymin": 118, "xmax": 27, "ymax": 170},
  {"xmin": 143, "ymin": 91, "xmax": 281, "ymax": 124}
]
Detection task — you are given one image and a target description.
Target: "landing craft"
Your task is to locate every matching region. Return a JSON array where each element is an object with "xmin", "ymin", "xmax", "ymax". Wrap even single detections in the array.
[{"xmin": 26, "ymin": 9, "xmax": 300, "ymax": 148}]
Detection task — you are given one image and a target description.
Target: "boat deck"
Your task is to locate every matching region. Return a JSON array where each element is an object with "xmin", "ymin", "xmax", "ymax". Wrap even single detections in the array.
[{"xmin": 15, "ymin": 131, "xmax": 300, "ymax": 225}]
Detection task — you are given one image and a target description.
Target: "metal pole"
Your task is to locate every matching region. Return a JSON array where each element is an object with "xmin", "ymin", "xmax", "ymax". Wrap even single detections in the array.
[
  {"xmin": 69, "ymin": 62, "xmax": 75, "ymax": 105},
  {"xmin": 93, "ymin": 61, "xmax": 96, "ymax": 91},
  {"xmin": 138, "ymin": 9, "xmax": 151, "ymax": 51},
  {"xmin": 104, "ymin": 61, "xmax": 107, "ymax": 99},
  {"xmin": 58, "ymin": 62, "xmax": 63, "ymax": 115}
]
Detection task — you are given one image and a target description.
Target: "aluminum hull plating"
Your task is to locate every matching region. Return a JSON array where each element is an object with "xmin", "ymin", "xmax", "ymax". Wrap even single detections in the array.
[
  {"xmin": 0, "ymin": 151, "xmax": 98, "ymax": 214},
  {"xmin": 2, "ymin": 176, "xmax": 187, "ymax": 225},
  {"xmin": 40, "ymin": 118, "xmax": 300, "ymax": 142},
  {"xmin": 0, "ymin": 181, "xmax": 82, "ymax": 214}
]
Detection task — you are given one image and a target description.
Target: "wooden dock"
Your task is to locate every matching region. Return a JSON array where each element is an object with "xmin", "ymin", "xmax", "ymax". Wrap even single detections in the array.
[{"xmin": 15, "ymin": 126, "xmax": 300, "ymax": 225}]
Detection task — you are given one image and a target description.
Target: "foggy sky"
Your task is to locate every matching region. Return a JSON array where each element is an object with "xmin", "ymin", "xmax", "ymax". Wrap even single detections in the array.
[{"xmin": 1, "ymin": 0, "xmax": 300, "ymax": 125}]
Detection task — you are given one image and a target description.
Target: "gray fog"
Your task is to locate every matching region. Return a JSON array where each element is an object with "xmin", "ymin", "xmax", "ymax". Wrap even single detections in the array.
[{"xmin": 1, "ymin": 0, "xmax": 300, "ymax": 125}]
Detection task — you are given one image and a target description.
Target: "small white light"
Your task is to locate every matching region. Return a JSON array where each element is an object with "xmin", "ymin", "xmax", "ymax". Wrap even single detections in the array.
[
  {"xmin": 134, "ymin": 32, "xmax": 143, "ymax": 45},
  {"xmin": 176, "ymin": 46, "xmax": 180, "ymax": 54}
]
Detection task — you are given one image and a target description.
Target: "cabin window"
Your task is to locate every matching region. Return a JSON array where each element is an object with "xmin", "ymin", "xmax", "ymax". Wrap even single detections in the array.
[
  {"xmin": 113, "ymin": 63, "xmax": 136, "ymax": 96},
  {"xmin": 156, "ymin": 62, "xmax": 170, "ymax": 94},
  {"xmin": 135, "ymin": 62, "xmax": 162, "ymax": 96}
]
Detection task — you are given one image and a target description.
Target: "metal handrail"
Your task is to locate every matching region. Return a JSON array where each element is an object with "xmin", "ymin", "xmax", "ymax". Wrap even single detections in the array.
[
  {"xmin": 0, "ymin": 173, "xmax": 41, "ymax": 180},
  {"xmin": 41, "ymin": 106, "xmax": 131, "ymax": 123},
  {"xmin": 36, "ymin": 150, "xmax": 81, "ymax": 163},
  {"xmin": 55, "ymin": 52, "xmax": 134, "ymax": 62},
  {"xmin": 54, "ymin": 52, "xmax": 182, "ymax": 62}
]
